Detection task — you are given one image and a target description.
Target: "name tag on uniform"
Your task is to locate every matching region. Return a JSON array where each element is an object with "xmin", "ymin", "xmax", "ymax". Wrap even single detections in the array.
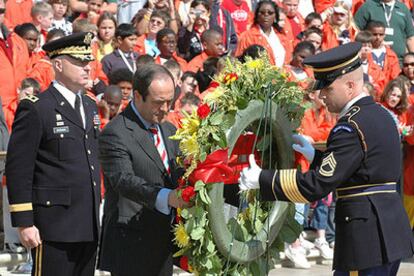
[
  {"xmin": 385, "ymin": 28, "xmax": 394, "ymax": 36},
  {"xmin": 53, "ymin": 126, "xmax": 69, "ymax": 134},
  {"xmin": 93, "ymin": 114, "xmax": 101, "ymax": 126}
]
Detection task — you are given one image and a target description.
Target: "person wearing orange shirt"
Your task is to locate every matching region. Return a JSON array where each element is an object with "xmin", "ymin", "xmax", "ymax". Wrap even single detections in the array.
[
  {"xmin": 356, "ymin": 31, "xmax": 386, "ymax": 97},
  {"xmin": 301, "ymin": 27, "xmax": 323, "ymax": 54},
  {"xmin": 0, "ymin": 0, "xmax": 30, "ymax": 133},
  {"xmin": 77, "ymin": 0, "xmax": 103, "ymax": 25},
  {"xmin": 313, "ymin": 0, "xmax": 365, "ymax": 16},
  {"xmin": 167, "ymin": 92, "xmax": 200, "ymax": 128},
  {"xmin": 4, "ymin": 0, "xmax": 33, "ymax": 31},
  {"xmin": 235, "ymin": 1, "xmax": 293, "ymax": 67},
  {"xmin": 366, "ymin": 20, "xmax": 401, "ymax": 83},
  {"xmin": 155, "ymin": 28, "xmax": 188, "ymax": 71},
  {"xmin": 187, "ymin": 28, "xmax": 224, "ymax": 73},
  {"xmin": 285, "ymin": 41, "xmax": 315, "ymax": 90},
  {"xmin": 28, "ymin": 29, "xmax": 66, "ymax": 92},
  {"xmin": 321, "ymin": 2, "xmax": 357, "ymax": 51},
  {"xmin": 14, "ymin": 23, "xmax": 45, "ymax": 70},
  {"xmin": 107, "ymin": 68, "xmax": 134, "ymax": 111}
]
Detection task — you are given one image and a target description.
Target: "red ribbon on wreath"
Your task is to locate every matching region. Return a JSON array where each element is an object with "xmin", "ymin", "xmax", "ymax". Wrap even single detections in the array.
[{"xmin": 188, "ymin": 149, "xmax": 233, "ymax": 184}]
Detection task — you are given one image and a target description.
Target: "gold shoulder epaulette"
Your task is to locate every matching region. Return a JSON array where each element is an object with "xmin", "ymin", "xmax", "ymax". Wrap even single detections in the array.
[
  {"xmin": 22, "ymin": 94, "xmax": 39, "ymax": 103},
  {"xmin": 345, "ymin": 106, "xmax": 360, "ymax": 119}
]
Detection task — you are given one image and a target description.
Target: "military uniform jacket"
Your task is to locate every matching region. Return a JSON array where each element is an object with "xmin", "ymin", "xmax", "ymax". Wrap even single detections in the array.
[
  {"xmin": 5, "ymin": 86, "xmax": 101, "ymax": 242},
  {"xmin": 260, "ymin": 96, "xmax": 414, "ymax": 271}
]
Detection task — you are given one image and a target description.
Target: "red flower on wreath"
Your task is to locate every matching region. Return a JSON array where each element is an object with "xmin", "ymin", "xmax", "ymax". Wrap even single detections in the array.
[
  {"xmin": 180, "ymin": 256, "xmax": 189, "ymax": 271},
  {"xmin": 181, "ymin": 186, "xmax": 196, "ymax": 202},
  {"xmin": 197, "ymin": 103, "xmax": 211, "ymax": 119},
  {"xmin": 223, "ymin": 72, "xmax": 238, "ymax": 85},
  {"xmin": 209, "ymin": 81, "xmax": 220, "ymax": 89}
]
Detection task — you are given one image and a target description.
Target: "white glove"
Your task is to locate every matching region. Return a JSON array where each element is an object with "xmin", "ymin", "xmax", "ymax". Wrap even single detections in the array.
[
  {"xmin": 292, "ymin": 134, "xmax": 315, "ymax": 162},
  {"xmin": 239, "ymin": 154, "xmax": 262, "ymax": 191}
]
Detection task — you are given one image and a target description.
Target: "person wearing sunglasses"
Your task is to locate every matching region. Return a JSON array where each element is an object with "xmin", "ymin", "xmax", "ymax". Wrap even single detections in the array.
[{"xmin": 235, "ymin": 0, "xmax": 293, "ymax": 67}]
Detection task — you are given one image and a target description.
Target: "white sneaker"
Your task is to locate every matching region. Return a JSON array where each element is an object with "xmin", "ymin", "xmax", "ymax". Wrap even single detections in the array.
[
  {"xmin": 314, "ymin": 238, "xmax": 334, "ymax": 260},
  {"xmin": 284, "ymin": 244, "xmax": 311, "ymax": 269},
  {"xmin": 299, "ymin": 233, "xmax": 315, "ymax": 251}
]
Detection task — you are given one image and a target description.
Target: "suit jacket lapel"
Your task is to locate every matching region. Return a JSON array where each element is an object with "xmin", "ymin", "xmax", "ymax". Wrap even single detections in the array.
[
  {"xmin": 123, "ymin": 105, "xmax": 166, "ymax": 174},
  {"xmin": 51, "ymin": 87, "xmax": 84, "ymax": 129}
]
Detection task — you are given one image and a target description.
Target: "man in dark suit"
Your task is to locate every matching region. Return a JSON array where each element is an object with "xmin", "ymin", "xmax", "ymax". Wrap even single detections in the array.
[
  {"xmin": 5, "ymin": 32, "xmax": 101, "ymax": 276},
  {"xmin": 98, "ymin": 64, "xmax": 187, "ymax": 276},
  {"xmin": 240, "ymin": 42, "xmax": 414, "ymax": 275}
]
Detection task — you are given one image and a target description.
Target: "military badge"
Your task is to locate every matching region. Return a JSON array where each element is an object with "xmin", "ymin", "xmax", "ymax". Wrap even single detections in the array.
[
  {"xmin": 93, "ymin": 114, "xmax": 101, "ymax": 126},
  {"xmin": 319, "ymin": 152, "xmax": 337, "ymax": 177}
]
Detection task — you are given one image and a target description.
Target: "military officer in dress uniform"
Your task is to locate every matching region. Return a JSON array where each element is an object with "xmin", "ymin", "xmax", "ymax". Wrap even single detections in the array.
[
  {"xmin": 240, "ymin": 42, "xmax": 414, "ymax": 275},
  {"xmin": 5, "ymin": 32, "xmax": 101, "ymax": 276}
]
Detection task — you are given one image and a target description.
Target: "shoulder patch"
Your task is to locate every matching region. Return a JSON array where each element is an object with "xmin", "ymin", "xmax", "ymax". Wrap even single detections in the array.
[
  {"xmin": 333, "ymin": 125, "xmax": 353, "ymax": 133},
  {"xmin": 319, "ymin": 152, "xmax": 337, "ymax": 177},
  {"xmin": 22, "ymin": 94, "xmax": 39, "ymax": 103}
]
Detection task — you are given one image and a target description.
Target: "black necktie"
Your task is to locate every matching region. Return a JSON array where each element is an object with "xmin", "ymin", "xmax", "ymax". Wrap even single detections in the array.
[{"xmin": 75, "ymin": 94, "xmax": 82, "ymax": 120}]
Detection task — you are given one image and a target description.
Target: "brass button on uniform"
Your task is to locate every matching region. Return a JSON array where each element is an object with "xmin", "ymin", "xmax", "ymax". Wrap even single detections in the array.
[
  {"xmin": 60, "ymin": 134, "xmax": 64, "ymax": 138},
  {"xmin": 345, "ymin": 216, "xmax": 350, "ymax": 222},
  {"xmin": 91, "ymin": 165, "xmax": 94, "ymax": 171},
  {"xmin": 85, "ymin": 134, "xmax": 88, "ymax": 139},
  {"xmin": 46, "ymin": 201, "xmax": 51, "ymax": 206},
  {"xmin": 93, "ymin": 181, "xmax": 97, "ymax": 186},
  {"xmin": 87, "ymin": 150, "xmax": 91, "ymax": 155}
]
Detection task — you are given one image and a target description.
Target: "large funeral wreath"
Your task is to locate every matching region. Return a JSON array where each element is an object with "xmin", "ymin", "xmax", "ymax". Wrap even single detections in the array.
[{"xmin": 171, "ymin": 55, "xmax": 307, "ymax": 275}]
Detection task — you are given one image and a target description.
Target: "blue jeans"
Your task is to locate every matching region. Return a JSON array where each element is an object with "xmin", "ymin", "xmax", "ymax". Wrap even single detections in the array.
[{"xmin": 310, "ymin": 200, "xmax": 329, "ymax": 230}]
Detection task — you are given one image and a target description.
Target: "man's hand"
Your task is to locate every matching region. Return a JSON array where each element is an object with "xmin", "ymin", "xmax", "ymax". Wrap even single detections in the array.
[
  {"xmin": 239, "ymin": 154, "xmax": 262, "ymax": 191},
  {"xmin": 18, "ymin": 226, "xmax": 42, "ymax": 249},
  {"xmin": 168, "ymin": 189, "xmax": 191, "ymax": 209},
  {"xmin": 292, "ymin": 134, "xmax": 315, "ymax": 162}
]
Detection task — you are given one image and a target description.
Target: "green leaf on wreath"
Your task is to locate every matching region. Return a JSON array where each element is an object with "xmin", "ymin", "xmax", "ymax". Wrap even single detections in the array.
[
  {"xmin": 209, "ymin": 112, "xmax": 224, "ymax": 126},
  {"xmin": 199, "ymin": 187, "xmax": 211, "ymax": 204},
  {"xmin": 206, "ymin": 238, "xmax": 215, "ymax": 253},
  {"xmin": 180, "ymin": 208, "xmax": 190, "ymax": 220},
  {"xmin": 194, "ymin": 180, "xmax": 205, "ymax": 192},
  {"xmin": 190, "ymin": 227, "xmax": 205, "ymax": 240}
]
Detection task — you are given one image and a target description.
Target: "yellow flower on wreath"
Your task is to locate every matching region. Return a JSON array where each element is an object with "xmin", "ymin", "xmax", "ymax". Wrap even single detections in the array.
[
  {"xmin": 204, "ymin": 86, "xmax": 225, "ymax": 103},
  {"xmin": 180, "ymin": 133, "xmax": 199, "ymax": 158},
  {"xmin": 174, "ymin": 223, "xmax": 190, "ymax": 248},
  {"xmin": 246, "ymin": 58, "xmax": 264, "ymax": 70}
]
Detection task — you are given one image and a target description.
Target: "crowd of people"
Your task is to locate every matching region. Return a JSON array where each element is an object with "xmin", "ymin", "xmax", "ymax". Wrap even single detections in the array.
[{"xmin": 1, "ymin": 0, "xmax": 414, "ymax": 274}]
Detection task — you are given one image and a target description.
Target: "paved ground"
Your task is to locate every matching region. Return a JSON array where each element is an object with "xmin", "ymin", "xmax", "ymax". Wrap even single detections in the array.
[{"xmin": 0, "ymin": 258, "xmax": 412, "ymax": 275}]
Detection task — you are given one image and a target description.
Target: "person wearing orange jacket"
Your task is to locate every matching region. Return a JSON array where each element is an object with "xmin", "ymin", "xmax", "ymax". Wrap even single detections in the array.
[
  {"xmin": 154, "ymin": 28, "xmax": 188, "ymax": 72},
  {"xmin": 235, "ymin": 1, "xmax": 293, "ymax": 67},
  {"xmin": 281, "ymin": 0, "xmax": 304, "ymax": 43},
  {"xmin": 285, "ymin": 41, "xmax": 315, "ymax": 90},
  {"xmin": 366, "ymin": 20, "xmax": 401, "ymax": 83},
  {"xmin": 4, "ymin": 0, "xmax": 33, "ymax": 31},
  {"xmin": 313, "ymin": 0, "xmax": 365, "ymax": 16},
  {"xmin": 0, "ymin": 0, "xmax": 30, "ymax": 133},
  {"xmin": 403, "ymin": 104, "xmax": 414, "ymax": 229},
  {"xmin": 321, "ymin": 2, "xmax": 357, "ymax": 51},
  {"xmin": 187, "ymin": 28, "xmax": 224, "ymax": 73}
]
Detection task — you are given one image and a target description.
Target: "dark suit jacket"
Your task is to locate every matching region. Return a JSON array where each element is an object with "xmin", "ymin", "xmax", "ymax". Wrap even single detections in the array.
[
  {"xmin": 98, "ymin": 103, "xmax": 182, "ymax": 276},
  {"xmin": 6, "ymin": 86, "xmax": 101, "ymax": 242}
]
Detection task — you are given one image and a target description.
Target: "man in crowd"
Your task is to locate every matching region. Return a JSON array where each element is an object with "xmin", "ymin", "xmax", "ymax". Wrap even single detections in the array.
[
  {"xmin": 98, "ymin": 64, "xmax": 188, "ymax": 276},
  {"xmin": 5, "ymin": 32, "xmax": 101, "ymax": 276},
  {"xmin": 240, "ymin": 42, "xmax": 414, "ymax": 275}
]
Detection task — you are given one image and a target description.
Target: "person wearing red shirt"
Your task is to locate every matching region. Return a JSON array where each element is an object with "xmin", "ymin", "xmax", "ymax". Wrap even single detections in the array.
[
  {"xmin": 282, "ymin": 0, "xmax": 304, "ymax": 42},
  {"xmin": 167, "ymin": 92, "xmax": 200, "ymax": 128},
  {"xmin": 221, "ymin": 0, "xmax": 252, "ymax": 36},
  {"xmin": 366, "ymin": 20, "xmax": 401, "ymax": 83},
  {"xmin": 380, "ymin": 80, "xmax": 409, "ymax": 132},
  {"xmin": 187, "ymin": 29, "xmax": 224, "ymax": 73},
  {"xmin": 235, "ymin": 1, "xmax": 293, "ymax": 67}
]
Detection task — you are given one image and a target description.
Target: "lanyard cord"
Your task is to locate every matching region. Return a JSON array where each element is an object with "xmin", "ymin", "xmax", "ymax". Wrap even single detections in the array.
[{"xmin": 118, "ymin": 49, "xmax": 137, "ymax": 73}]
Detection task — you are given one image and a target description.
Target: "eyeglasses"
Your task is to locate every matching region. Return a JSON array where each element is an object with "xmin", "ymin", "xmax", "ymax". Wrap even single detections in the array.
[
  {"xmin": 403, "ymin": 62, "xmax": 414, "ymax": 67},
  {"xmin": 0, "ymin": 8, "xmax": 6, "ymax": 14},
  {"xmin": 259, "ymin": 10, "xmax": 275, "ymax": 16}
]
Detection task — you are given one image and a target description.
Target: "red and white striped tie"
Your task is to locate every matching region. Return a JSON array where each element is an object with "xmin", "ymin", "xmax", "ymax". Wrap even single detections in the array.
[{"xmin": 149, "ymin": 127, "xmax": 170, "ymax": 174}]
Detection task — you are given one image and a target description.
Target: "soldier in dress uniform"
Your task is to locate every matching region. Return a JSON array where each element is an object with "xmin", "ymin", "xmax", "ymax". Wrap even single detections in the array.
[
  {"xmin": 239, "ymin": 42, "xmax": 414, "ymax": 275},
  {"xmin": 5, "ymin": 32, "xmax": 101, "ymax": 276}
]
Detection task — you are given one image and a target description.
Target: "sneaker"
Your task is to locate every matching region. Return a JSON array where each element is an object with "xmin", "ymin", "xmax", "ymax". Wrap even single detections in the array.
[
  {"xmin": 299, "ymin": 233, "xmax": 315, "ymax": 251},
  {"xmin": 284, "ymin": 244, "xmax": 311, "ymax": 269},
  {"xmin": 314, "ymin": 238, "xmax": 334, "ymax": 260},
  {"xmin": 12, "ymin": 262, "xmax": 32, "ymax": 274},
  {"xmin": 329, "ymin": 241, "xmax": 335, "ymax": 249}
]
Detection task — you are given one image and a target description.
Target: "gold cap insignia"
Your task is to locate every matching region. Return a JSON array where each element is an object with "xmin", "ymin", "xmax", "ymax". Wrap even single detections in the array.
[
  {"xmin": 319, "ymin": 152, "xmax": 337, "ymax": 177},
  {"xmin": 84, "ymin": 32, "xmax": 93, "ymax": 45}
]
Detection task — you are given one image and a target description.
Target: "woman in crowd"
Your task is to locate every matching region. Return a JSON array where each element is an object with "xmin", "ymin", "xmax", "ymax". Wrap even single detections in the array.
[
  {"xmin": 321, "ymin": 1, "xmax": 357, "ymax": 50},
  {"xmin": 235, "ymin": 0, "xmax": 292, "ymax": 67},
  {"xmin": 401, "ymin": 52, "xmax": 414, "ymax": 105},
  {"xmin": 380, "ymin": 80, "xmax": 409, "ymax": 133},
  {"xmin": 92, "ymin": 12, "xmax": 116, "ymax": 62}
]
